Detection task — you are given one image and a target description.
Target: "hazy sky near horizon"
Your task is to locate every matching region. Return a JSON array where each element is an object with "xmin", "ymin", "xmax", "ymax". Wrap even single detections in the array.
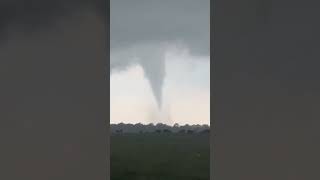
[{"xmin": 110, "ymin": 0, "xmax": 210, "ymax": 125}]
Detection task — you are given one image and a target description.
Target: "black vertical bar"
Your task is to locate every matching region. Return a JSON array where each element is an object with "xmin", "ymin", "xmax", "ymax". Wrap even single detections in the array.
[{"xmin": 0, "ymin": 0, "xmax": 109, "ymax": 179}]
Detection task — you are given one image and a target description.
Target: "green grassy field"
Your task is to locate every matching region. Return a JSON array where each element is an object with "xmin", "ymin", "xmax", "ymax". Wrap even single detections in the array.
[{"xmin": 111, "ymin": 133, "xmax": 210, "ymax": 180}]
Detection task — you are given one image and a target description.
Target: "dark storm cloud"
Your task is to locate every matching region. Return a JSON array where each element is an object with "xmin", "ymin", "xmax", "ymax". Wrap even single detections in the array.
[{"xmin": 111, "ymin": 0, "xmax": 209, "ymax": 55}]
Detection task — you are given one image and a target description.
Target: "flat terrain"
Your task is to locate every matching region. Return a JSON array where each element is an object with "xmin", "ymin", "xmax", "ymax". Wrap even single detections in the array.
[{"xmin": 111, "ymin": 133, "xmax": 210, "ymax": 180}]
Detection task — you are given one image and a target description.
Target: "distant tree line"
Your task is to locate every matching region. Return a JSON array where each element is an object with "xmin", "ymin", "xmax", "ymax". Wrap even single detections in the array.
[{"xmin": 111, "ymin": 123, "xmax": 210, "ymax": 134}]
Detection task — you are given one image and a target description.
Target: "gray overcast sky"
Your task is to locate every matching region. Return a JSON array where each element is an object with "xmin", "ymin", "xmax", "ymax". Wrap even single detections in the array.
[
  {"xmin": 110, "ymin": 0, "xmax": 210, "ymax": 125},
  {"xmin": 110, "ymin": 0, "xmax": 209, "ymax": 55}
]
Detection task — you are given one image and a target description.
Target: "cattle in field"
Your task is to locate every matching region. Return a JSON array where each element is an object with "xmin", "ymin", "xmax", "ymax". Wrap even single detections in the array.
[
  {"xmin": 187, "ymin": 130, "xmax": 194, "ymax": 134},
  {"xmin": 155, "ymin": 129, "xmax": 161, "ymax": 133},
  {"xmin": 178, "ymin": 129, "xmax": 186, "ymax": 134},
  {"xmin": 200, "ymin": 129, "xmax": 210, "ymax": 134},
  {"xmin": 163, "ymin": 129, "xmax": 172, "ymax": 133},
  {"xmin": 116, "ymin": 129, "xmax": 123, "ymax": 134}
]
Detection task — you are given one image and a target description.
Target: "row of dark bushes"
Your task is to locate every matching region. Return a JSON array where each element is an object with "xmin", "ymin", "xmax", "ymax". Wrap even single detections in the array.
[{"xmin": 111, "ymin": 123, "xmax": 210, "ymax": 134}]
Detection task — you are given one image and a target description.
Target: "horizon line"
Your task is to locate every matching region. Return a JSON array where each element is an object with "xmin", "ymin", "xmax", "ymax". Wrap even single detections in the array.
[{"xmin": 111, "ymin": 122, "xmax": 210, "ymax": 126}]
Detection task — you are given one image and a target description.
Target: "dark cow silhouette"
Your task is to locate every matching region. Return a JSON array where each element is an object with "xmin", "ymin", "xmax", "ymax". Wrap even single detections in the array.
[
  {"xmin": 155, "ymin": 129, "xmax": 161, "ymax": 133},
  {"xmin": 116, "ymin": 129, "xmax": 123, "ymax": 134},
  {"xmin": 187, "ymin": 130, "xmax": 194, "ymax": 134},
  {"xmin": 163, "ymin": 129, "xmax": 172, "ymax": 133},
  {"xmin": 178, "ymin": 129, "xmax": 186, "ymax": 134},
  {"xmin": 200, "ymin": 129, "xmax": 210, "ymax": 134}
]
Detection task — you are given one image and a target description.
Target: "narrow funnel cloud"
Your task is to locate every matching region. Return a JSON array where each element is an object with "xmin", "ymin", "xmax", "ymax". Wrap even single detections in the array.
[
  {"xmin": 139, "ymin": 46, "xmax": 166, "ymax": 109},
  {"xmin": 110, "ymin": 43, "xmax": 166, "ymax": 109},
  {"xmin": 142, "ymin": 60, "xmax": 165, "ymax": 109}
]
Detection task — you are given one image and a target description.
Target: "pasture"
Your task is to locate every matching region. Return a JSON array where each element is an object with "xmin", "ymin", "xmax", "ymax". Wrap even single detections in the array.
[{"xmin": 111, "ymin": 133, "xmax": 210, "ymax": 180}]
